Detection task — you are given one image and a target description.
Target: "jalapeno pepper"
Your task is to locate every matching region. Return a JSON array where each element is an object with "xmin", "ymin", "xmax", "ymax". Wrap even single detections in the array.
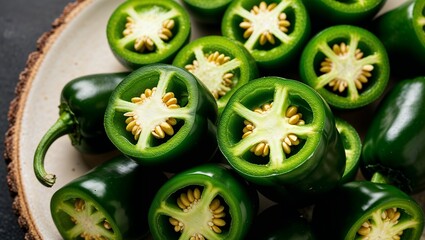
[
  {"xmin": 148, "ymin": 163, "xmax": 258, "ymax": 240},
  {"xmin": 50, "ymin": 155, "xmax": 167, "ymax": 240},
  {"xmin": 361, "ymin": 76, "xmax": 425, "ymax": 194},
  {"xmin": 181, "ymin": 0, "xmax": 233, "ymax": 24},
  {"xmin": 217, "ymin": 76, "xmax": 346, "ymax": 205},
  {"xmin": 106, "ymin": 0, "xmax": 191, "ymax": 70},
  {"xmin": 104, "ymin": 64, "xmax": 218, "ymax": 172},
  {"xmin": 172, "ymin": 35, "xmax": 259, "ymax": 114},
  {"xmin": 33, "ymin": 72, "xmax": 129, "ymax": 187},
  {"xmin": 299, "ymin": 25, "xmax": 390, "ymax": 109},
  {"xmin": 371, "ymin": 0, "xmax": 425, "ymax": 77},
  {"xmin": 311, "ymin": 181, "xmax": 425, "ymax": 240},
  {"xmin": 221, "ymin": 0, "xmax": 311, "ymax": 71}
]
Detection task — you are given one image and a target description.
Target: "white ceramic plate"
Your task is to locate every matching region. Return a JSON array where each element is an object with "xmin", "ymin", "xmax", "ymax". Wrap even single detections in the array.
[{"xmin": 6, "ymin": 0, "xmax": 423, "ymax": 239}]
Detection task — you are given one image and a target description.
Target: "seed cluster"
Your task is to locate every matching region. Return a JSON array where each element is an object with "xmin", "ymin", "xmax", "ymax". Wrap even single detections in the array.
[
  {"xmin": 320, "ymin": 42, "xmax": 374, "ymax": 93},
  {"xmin": 123, "ymin": 17, "xmax": 175, "ymax": 52},
  {"xmin": 242, "ymin": 104, "xmax": 304, "ymax": 157},
  {"xmin": 124, "ymin": 87, "xmax": 179, "ymax": 140},
  {"xmin": 239, "ymin": 1, "xmax": 290, "ymax": 45},
  {"xmin": 169, "ymin": 188, "xmax": 227, "ymax": 238},
  {"xmin": 357, "ymin": 208, "xmax": 403, "ymax": 239},
  {"xmin": 185, "ymin": 51, "xmax": 235, "ymax": 100}
]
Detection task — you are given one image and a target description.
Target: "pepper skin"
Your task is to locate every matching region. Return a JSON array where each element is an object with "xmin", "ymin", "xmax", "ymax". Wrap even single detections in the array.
[
  {"xmin": 221, "ymin": 0, "xmax": 311, "ymax": 71},
  {"xmin": 312, "ymin": 181, "xmax": 425, "ymax": 240},
  {"xmin": 172, "ymin": 35, "xmax": 259, "ymax": 114},
  {"xmin": 106, "ymin": 0, "xmax": 191, "ymax": 70},
  {"xmin": 299, "ymin": 25, "xmax": 390, "ymax": 109},
  {"xmin": 181, "ymin": 0, "xmax": 233, "ymax": 24},
  {"xmin": 148, "ymin": 163, "xmax": 258, "ymax": 240},
  {"xmin": 33, "ymin": 72, "xmax": 128, "ymax": 187},
  {"xmin": 371, "ymin": 0, "xmax": 425, "ymax": 77},
  {"xmin": 217, "ymin": 76, "xmax": 345, "ymax": 206},
  {"xmin": 361, "ymin": 76, "xmax": 425, "ymax": 194},
  {"xmin": 104, "ymin": 64, "xmax": 218, "ymax": 172},
  {"xmin": 50, "ymin": 155, "xmax": 167, "ymax": 240}
]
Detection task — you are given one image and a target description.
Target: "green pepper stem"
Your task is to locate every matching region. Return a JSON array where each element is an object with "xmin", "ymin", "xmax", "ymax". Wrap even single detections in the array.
[
  {"xmin": 33, "ymin": 111, "xmax": 75, "ymax": 187},
  {"xmin": 370, "ymin": 172, "xmax": 391, "ymax": 185}
]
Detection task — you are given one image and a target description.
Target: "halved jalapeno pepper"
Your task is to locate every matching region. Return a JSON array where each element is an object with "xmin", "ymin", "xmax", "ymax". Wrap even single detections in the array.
[
  {"xmin": 182, "ymin": 0, "xmax": 233, "ymax": 24},
  {"xmin": 217, "ymin": 76, "xmax": 346, "ymax": 205},
  {"xmin": 148, "ymin": 163, "xmax": 258, "ymax": 240},
  {"xmin": 172, "ymin": 35, "xmax": 259, "ymax": 114},
  {"xmin": 299, "ymin": 25, "xmax": 390, "ymax": 109},
  {"xmin": 372, "ymin": 0, "xmax": 425, "ymax": 77},
  {"xmin": 104, "ymin": 64, "xmax": 218, "ymax": 172},
  {"xmin": 106, "ymin": 0, "xmax": 191, "ymax": 69},
  {"xmin": 312, "ymin": 181, "xmax": 425, "ymax": 240},
  {"xmin": 50, "ymin": 155, "xmax": 167, "ymax": 240},
  {"xmin": 221, "ymin": 0, "xmax": 311, "ymax": 71}
]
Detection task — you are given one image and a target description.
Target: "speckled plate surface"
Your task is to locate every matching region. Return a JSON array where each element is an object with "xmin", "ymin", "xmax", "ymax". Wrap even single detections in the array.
[{"xmin": 4, "ymin": 0, "xmax": 423, "ymax": 239}]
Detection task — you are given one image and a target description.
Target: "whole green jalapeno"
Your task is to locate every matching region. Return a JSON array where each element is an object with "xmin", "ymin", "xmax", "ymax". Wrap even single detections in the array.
[
  {"xmin": 221, "ymin": 0, "xmax": 311, "ymax": 71},
  {"xmin": 217, "ymin": 76, "xmax": 346, "ymax": 206},
  {"xmin": 33, "ymin": 72, "xmax": 129, "ymax": 187},
  {"xmin": 181, "ymin": 0, "xmax": 233, "ymax": 24},
  {"xmin": 148, "ymin": 163, "xmax": 258, "ymax": 240},
  {"xmin": 106, "ymin": 0, "xmax": 191, "ymax": 70},
  {"xmin": 172, "ymin": 35, "xmax": 259, "ymax": 114},
  {"xmin": 361, "ymin": 76, "xmax": 425, "ymax": 194},
  {"xmin": 372, "ymin": 0, "xmax": 425, "ymax": 77},
  {"xmin": 312, "ymin": 181, "xmax": 425, "ymax": 240},
  {"xmin": 299, "ymin": 25, "xmax": 390, "ymax": 109},
  {"xmin": 50, "ymin": 155, "xmax": 167, "ymax": 240},
  {"xmin": 104, "ymin": 64, "xmax": 218, "ymax": 172}
]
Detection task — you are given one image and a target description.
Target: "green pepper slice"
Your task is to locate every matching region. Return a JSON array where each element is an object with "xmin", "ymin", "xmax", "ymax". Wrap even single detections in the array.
[
  {"xmin": 372, "ymin": 0, "xmax": 425, "ymax": 77},
  {"xmin": 182, "ymin": 0, "xmax": 233, "ymax": 24},
  {"xmin": 148, "ymin": 163, "xmax": 258, "ymax": 240},
  {"xmin": 33, "ymin": 72, "xmax": 128, "ymax": 187},
  {"xmin": 361, "ymin": 76, "xmax": 425, "ymax": 194},
  {"xmin": 221, "ymin": 0, "xmax": 311, "ymax": 70},
  {"xmin": 172, "ymin": 35, "xmax": 259, "ymax": 114},
  {"xmin": 312, "ymin": 181, "xmax": 425, "ymax": 240},
  {"xmin": 336, "ymin": 117, "xmax": 362, "ymax": 183},
  {"xmin": 104, "ymin": 64, "xmax": 218, "ymax": 171},
  {"xmin": 299, "ymin": 25, "xmax": 390, "ymax": 109},
  {"xmin": 50, "ymin": 155, "xmax": 167, "ymax": 240},
  {"xmin": 217, "ymin": 76, "xmax": 345, "ymax": 205},
  {"xmin": 106, "ymin": 0, "xmax": 191, "ymax": 70},
  {"xmin": 302, "ymin": 0, "xmax": 387, "ymax": 26}
]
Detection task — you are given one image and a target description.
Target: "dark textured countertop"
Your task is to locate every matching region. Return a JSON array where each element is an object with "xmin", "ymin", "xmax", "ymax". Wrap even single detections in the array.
[{"xmin": 0, "ymin": 0, "xmax": 72, "ymax": 239}]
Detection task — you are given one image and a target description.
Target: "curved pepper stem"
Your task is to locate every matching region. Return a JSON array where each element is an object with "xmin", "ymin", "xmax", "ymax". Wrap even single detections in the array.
[
  {"xmin": 370, "ymin": 172, "xmax": 391, "ymax": 185},
  {"xmin": 33, "ymin": 111, "xmax": 75, "ymax": 187}
]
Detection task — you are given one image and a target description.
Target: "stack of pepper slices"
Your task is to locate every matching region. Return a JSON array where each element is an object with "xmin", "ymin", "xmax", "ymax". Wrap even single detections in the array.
[{"xmin": 33, "ymin": 0, "xmax": 425, "ymax": 239}]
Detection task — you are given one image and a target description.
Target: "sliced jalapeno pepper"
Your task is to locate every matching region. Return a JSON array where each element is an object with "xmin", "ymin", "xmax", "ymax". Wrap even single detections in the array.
[
  {"xmin": 361, "ymin": 76, "xmax": 425, "ymax": 194},
  {"xmin": 336, "ymin": 117, "xmax": 362, "ymax": 183},
  {"xmin": 104, "ymin": 64, "xmax": 218, "ymax": 172},
  {"xmin": 372, "ymin": 0, "xmax": 425, "ymax": 77},
  {"xmin": 221, "ymin": 0, "xmax": 311, "ymax": 70},
  {"xmin": 172, "ymin": 35, "xmax": 259, "ymax": 114},
  {"xmin": 50, "ymin": 155, "xmax": 167, "ymax": 240},
  {"xmin": 217, "ymin": 77, "xmax": 345, "ymax": 205},
  {"xmin": 33, "ymin": 72, "xmax": 129, "ymax": 187},
  {"xmin": 299, "ymin": 25, "xmax": 390, "ymax": 109},
  {"xmin": 106, "ymin": 0, "xmax": 191, "ymax": 70},
  {"xmin": 148, "ymin": 163, "xmax": 258, "ymax": 240},
  {"xmin": 312, "ymin": 181, "xmax": 425, "ymax": 240},
  {"xmin": 182, "ymin": 0, "xmax": 233, "ymax": 24}
]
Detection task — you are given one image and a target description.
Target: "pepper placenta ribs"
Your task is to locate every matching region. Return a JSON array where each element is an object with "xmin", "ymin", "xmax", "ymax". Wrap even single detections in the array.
[{"xmin": 104, "ymin": 64, "xmax": 218, "ymax": 171}]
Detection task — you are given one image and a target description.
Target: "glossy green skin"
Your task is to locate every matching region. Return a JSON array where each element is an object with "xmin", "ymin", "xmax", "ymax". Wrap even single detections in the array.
[
  {"xmin": 182, "ymin": 0, "xmax": 232, "ymax": 24},
  {"xmin": 104, "ymin": 64, "xmax": 218, "ymax": 172},
  {"xmin": 172, "ymin": 35, "xmax": 259, "ymax": 114},
  {"xmin": 248, "ymin": 204, "xmax": 316, "ymax": 240},
  {"xmin": 372, "ymin": 0, "xmax": 425, "ymax": 77},
  {"xmin": 312, "ymin": 181, "xmax": 425, "ymax": 240},
  {"xmin": 221, "ymin": 0, "xmax": 311, "ymax": 70},
  {"xmin": 106, "ymin": 0, "xmax": 191, "ymax": 70},
  {"xmin": 217, "ymin": 77, "xmax": 346, "ymax": 206},
  {"xmin": 299, "ymin": 25, "xmax": 390, "ymax": 109},
  {"xmin": 50, "ymin": 155, "xmax": 167, "ymax": 240},
  {"xmin": 148, "ymin": 163, "xmax": 258, "ymax": 240},
  {"xmin": 361, "ymin": 77, "xmax": 425, "ymax": 194}
]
